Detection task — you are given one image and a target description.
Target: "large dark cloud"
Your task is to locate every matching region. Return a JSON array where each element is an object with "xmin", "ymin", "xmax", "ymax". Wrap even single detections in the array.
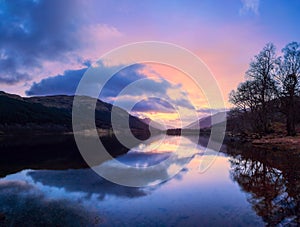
[
  {"xmin": 26, "ymin": 63, "xmax": 142, "ymax": 96},
  {"xmin": 99, "ymin": 64, "xmax": 145, "ymax": 98},
  {"xmin": 26, "ymin": 63, "xmax": 195, "ymax": 112},
  {"xmin": 26, "ymin": 67, "xmax": 87, "ymax": 96},
  {"xmin": 0, "ymin": 0, "xmax": 84, "ymax": 84}
]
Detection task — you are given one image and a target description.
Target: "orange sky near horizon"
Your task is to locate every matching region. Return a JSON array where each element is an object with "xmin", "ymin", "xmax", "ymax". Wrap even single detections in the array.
[{"xmin": 125, "ymin": 62, "xmax": 224, "ymax": 127}]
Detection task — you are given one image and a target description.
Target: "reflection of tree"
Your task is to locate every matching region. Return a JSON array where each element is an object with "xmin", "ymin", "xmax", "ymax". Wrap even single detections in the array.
[{"xmin": 230, "ymin": 154, "xmax": 300, "ymax": 226}]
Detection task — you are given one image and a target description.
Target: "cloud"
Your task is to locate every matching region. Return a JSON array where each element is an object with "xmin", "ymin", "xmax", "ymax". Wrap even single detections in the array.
[
  {"xmin": 26, "ymin": 63, "xmax": 195, "ymax": 114},
  {"xmin": 0, "ymin": 0, "xmax": 84, "ymax": 84},
  {"xmin": 28, "ymin": 169, "xmax": 148, "ymax": 198},
  {"xmin": 0, "ymin": 51, "xmax": 30, "ymax": 84},
  {"xmin": 26, "ymin": 62, "xmax": 145, "ymax": 97},
  {"xmin": 132, "ymin": 97, "xmax": 176, "ymax": 113},
  {"xmin": 99, "ymin": 64, "xmax": 145, "ymax": 98},
  {"xmin": 239, "ymin": 0, "xmax": 260, "ymax": 15},
  {"xmin": 82, "ymin": 24, "xmax": 123, "ymax": 41},
  {"xmin": 26, "ymin": 67, "xmax": 88, "ymax": 96},
  {"xmin": 0, "ymin": 180, "xmax": 102, "ymax": 225}
]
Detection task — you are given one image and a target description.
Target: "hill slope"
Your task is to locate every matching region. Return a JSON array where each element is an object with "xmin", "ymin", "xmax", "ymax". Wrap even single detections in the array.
[
  {"xmin": 185, "ymin": 111, "xmax": 228, "ymax": 130},
  {"xmin": 0, "ymin": 91, "xmax": 150, "ymax": 135}
]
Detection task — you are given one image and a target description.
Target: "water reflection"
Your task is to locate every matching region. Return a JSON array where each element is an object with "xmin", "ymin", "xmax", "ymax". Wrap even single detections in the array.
[
  {"xmin": 0, "ymin": 180, "xmax": 101, "ymax": 226},
  {"xmin": 229, "ymin": 146, "xmax": 300, "ymax": 226},
  {"xmin": 2, "ymin": 134, "xmax": 293, "ymax": 226},
  {"xmin": 94, "ymin": 136, "xmax": 202, "ymax": 186},
  {"xmin": 29, "ymin": 169, "xmax": 149, "ymax": 199},
  {"xmin": 0, "ymin": 135, "xmax": 202, "ymax": 225}
]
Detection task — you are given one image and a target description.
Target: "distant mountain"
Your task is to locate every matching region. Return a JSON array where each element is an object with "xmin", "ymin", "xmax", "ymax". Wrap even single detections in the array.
[
  {"xmin": 166, "ymin": 111, "xmax": 227, "ymax": 136},
  {"xmin": 185, "ymin": 111, "xmax": 228, "ymax": 130},
  {"xmin": 0, "ymin": 91, "xmax": 151, "ymax": 136},
  {"xmin": 140, "ymin": 117, "xmax": 168, "ymax": 130}
]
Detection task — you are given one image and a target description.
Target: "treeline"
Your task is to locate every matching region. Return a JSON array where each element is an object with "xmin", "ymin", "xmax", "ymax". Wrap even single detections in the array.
[{"xmin": 229, "ymin": 42, "xmax": 300, "ymax": 136}]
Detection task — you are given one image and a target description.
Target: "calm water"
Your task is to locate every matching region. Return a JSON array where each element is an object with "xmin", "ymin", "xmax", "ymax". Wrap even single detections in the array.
[{"xmin": 0, "ymin": 135, "xmax": 299, "ymax": 226}]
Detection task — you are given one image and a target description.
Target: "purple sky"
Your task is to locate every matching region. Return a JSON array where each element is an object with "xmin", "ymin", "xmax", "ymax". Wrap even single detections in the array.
[{"xmin": 0, "ymin": 0, "xmax": 299, "ymax": 125}]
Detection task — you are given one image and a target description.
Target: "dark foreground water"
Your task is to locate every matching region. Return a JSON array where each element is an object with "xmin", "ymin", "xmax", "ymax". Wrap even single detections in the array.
[{"xmin": 0, "ymin": 135, "xmax": 299, "ymax": 226}]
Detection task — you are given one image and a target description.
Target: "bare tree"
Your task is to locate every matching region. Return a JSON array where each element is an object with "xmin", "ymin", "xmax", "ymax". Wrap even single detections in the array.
[
  {"xmin": 277, "ymin": 42, "xmax": 300, "ymax": 136},
  {"xmin": 229, "ymin": 80, "xmax": 260, "ymax": 113},
  {"xmin": 229, "ymin": 80, "xmax": 267, "ymax": 133},
  {"xmin": 229, "ymin": 43, "xmax": 278, "ymax": 134},
  {"xmin": 245, "ymin": 43, "xmax": 278, "ymax": 133}
]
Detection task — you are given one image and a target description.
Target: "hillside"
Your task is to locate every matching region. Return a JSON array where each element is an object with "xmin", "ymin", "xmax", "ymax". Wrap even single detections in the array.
[
  {"xmin": 185, "ymin": 111, "xmax": 228, "ymax": 130},
  {"xmin": 0, "ymin": 93, "xmax": 71, "ymax": 132},
  {"xmin": 0, "ymin": 91, "xmax": 150, "ymax": 136},
  {"xmin": 166, "ymin": 111, "xmax": 227, "ymax": 136}
]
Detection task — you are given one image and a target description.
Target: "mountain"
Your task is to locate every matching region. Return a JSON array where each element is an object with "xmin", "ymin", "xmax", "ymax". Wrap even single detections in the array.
[
  {"xmin": 184, "ymin": 111, "xmax": 228, "ymax": 130},
  {"xmin": 166, "ymin": 111, "xmax": 227, "ymax": 136},
  {"xmin": 0, "ymin": 91, "xmax": 150, "ymax": 137},
  {"xmin": 0, "ymin": 93, "xmax": 72, "ymax": 132},
  {"xmin": 140, "ymin": 117, "xmax": 169, "ymax": 130}
]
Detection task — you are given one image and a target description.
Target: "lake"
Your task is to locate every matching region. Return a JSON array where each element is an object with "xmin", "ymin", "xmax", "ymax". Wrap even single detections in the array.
[{"xmin": 0, "ymin": 135, "xmax": 299, "ymax": 226}]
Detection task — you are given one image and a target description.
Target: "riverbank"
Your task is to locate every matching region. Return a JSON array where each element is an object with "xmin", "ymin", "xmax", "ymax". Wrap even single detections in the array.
[{"xmin": 252, "ymin": 135, "xmax": 300, "ymax": 151}]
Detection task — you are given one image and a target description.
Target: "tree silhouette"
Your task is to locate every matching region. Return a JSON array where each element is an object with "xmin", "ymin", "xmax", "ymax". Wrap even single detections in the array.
[
  {"xmin": 277, "ymin": 42, "xmax": 300, "ymax": 136},
  {"xmin": 229, "ymin": 43, "xmax": 278, "ymax": 134},
  {"xmin": 229, "ymin": 80, "xmax": 262, "ymax": 133},
  {"xmin": 246, "ymin": 43, "xmax": 278, "ymax": 133},
  {"xmin": 230, "ymin": 42, "xmax": 300, "ymax": 136}
]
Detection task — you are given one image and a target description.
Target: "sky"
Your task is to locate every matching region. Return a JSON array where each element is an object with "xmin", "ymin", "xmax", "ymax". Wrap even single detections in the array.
[{"xmin": 0, "ymin": 0, "xmax": 300, "ymax": 126}]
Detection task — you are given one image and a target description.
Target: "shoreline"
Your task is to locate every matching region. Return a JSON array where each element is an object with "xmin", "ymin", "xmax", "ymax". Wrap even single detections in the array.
[{"xmin": 252, "ymin": 135, "xmax": 300, "ymax": 151}]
